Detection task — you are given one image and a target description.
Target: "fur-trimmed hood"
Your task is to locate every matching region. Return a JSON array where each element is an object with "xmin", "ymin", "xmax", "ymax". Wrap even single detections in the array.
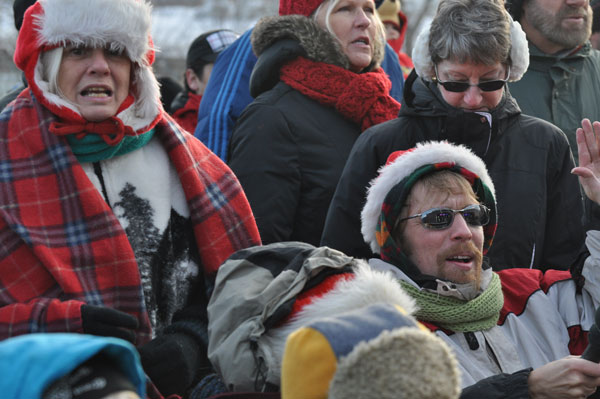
[
  {"xmin": 252, "ymin": 15, "xmax": 385, "ymax": 72},
  {"xmin": 14, "ymin": 0, "xmax": 162, "ymax": 134}
]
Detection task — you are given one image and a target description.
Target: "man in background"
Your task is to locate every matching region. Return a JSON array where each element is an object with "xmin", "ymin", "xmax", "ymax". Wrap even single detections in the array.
[
  {"xmin": 171, "ymin": 29, "xmax": 238, "ymax": 133},
  {"xmin": 506, "ymin": 0, "xmax": 600, "ymax": 161}
]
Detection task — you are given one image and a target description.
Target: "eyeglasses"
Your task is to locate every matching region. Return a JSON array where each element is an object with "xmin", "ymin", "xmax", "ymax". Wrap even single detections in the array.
[
  {"xmin": 397, "ymin": 204, "xmax": 490, "ymax": 230},
  {"xmin": 433, "ymin": 65, "xmax": 510, "ymax": 93}
]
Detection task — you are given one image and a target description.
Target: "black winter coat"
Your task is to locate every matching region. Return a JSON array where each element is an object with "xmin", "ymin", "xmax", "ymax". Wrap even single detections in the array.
[
  {"xmin": 228, "ymin": 17, "xmax": 369, "ymax": 246},
  {"xmin": 321, "ymin": 71, "xmax": 586, "ymax": 271}
]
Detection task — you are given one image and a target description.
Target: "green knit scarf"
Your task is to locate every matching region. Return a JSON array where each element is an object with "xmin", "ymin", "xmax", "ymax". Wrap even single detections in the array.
[
  {"xmin": 66, "ymin": 128, "xmax": 155, "ymax": 163},
  {"xmin": 400, "ymin": 273, "xmax": 504, "ymax": 332}
]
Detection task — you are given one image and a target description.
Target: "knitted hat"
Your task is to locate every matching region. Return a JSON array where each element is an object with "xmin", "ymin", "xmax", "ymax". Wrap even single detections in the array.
[
  {"xmin": 12, "ymin": 0, "xmax": 36, "ymax": 31},
  {"xmin": 281, "ymin": 303, "xmax": 461, "ymax": 399},
  {"xmin": 377, "ymin": 0, "xmax": 401, "ymax": 29},
  {"xmin": 361, "ymin": 141, "xmax": 497, "ymax": 261},
  {"xmin": 13, "ymin": 0, "xmax": 162, "ymax": 134},
  {"xmin": 279, "ymin": 0, "xmax": 384, "ymax": 17},
  {"xmin": 411, "ymin": 4, "xmax": 529, "ymax": 82},
  {"xmin": 186, "ymin": 29, "xmax": 239, "ymax": 70}
]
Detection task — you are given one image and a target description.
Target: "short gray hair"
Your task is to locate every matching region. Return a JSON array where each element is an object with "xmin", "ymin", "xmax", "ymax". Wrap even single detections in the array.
[{"xmin": 429, "ymin": 0, "xmax": 511, "ymax": 66}]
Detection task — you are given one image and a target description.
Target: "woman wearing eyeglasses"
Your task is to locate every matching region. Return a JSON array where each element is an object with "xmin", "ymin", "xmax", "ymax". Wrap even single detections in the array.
[{"xmin": 322, "ymin": 0, "xmax": 586, "ymax": 273}]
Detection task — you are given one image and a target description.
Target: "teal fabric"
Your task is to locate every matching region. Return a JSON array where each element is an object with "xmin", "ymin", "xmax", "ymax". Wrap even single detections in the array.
[
  {"xmin": 67, "ymin": 128, "xmax": 155, "ymax": 163},
  {"xmin": 0, "ymin": 333, "xmax": 146, "ymax": 398}
]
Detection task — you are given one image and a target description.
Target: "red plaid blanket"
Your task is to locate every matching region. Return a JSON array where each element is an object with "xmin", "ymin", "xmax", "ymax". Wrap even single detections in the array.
[{"xmin": 0, "ymin": 89, "xmax": 260, "ymax": 344}]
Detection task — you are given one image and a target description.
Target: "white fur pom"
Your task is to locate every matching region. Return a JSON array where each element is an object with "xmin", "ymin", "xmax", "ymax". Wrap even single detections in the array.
[
  {"xmin": 261, "ymin": 261, "xmax": 417, "ymax": 379},
  {"xmin": 508, "ymin": 18, "xmax": 530, "ymax": 82},
  {"xmin": 411, "ymin": 20, "xmax": 434, "ymax": 81}
]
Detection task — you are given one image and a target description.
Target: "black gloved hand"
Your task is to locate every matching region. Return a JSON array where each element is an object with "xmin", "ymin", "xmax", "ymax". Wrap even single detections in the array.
[
  {"xmin": 81, "ymin": 305, "xmax": 139, "ymax": 344},
  {"xmin": 138, "ymin": 332, "xmax": 205, "ymax": 397}
]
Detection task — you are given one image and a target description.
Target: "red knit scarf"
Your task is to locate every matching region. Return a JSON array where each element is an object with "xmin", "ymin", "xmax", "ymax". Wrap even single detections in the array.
[
  {"xmin": 279, "ymin": 57, "xmax": 400, "ymax": 131},
  {"xmin": 49, "ymin": 116, "xmax": 135, "ymax": 145}
]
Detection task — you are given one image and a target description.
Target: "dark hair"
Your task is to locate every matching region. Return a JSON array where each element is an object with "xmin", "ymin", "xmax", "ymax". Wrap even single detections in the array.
[
  {"xmin": 157, "ymin": 76, "xmax": 183, "ymax": 114},
  {"xmin": 593, "ymin": 0, "xmax": 600, "ymax": 33},
  {"xmin": 505, "ymin": 0, "xmax": 524, "ymax": 22},
  {"xmin": 13, "ymin": 0, "xmax": 37, "ymax": 31}
]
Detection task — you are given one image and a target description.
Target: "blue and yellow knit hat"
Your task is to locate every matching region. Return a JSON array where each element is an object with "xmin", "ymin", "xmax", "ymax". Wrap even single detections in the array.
[
  {"xmin": 281, "ymin": 302, "xmax": 460, "ymax": 399},
  {"xmin": 361, "ymin": 141, "xmax": 498, "ymax": 265}
]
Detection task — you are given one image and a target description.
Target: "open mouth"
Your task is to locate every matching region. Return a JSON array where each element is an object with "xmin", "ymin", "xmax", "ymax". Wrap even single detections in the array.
[
  {"xmin": 352, "ymin": 37, "xmax": 370, "ymax": 45},
  {"xmin": 81, "ymin": 87, "xmax": 113, "ymax": 98},
  {"xmin": 447, "ymin": 255, "xmax": 472, "ymax": 263}
]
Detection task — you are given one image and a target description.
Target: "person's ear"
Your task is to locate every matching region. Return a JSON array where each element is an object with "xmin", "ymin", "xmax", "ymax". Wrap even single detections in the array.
[{"xmin": 185, "ymin": 68, "xmax": 200, "ymax": 94}]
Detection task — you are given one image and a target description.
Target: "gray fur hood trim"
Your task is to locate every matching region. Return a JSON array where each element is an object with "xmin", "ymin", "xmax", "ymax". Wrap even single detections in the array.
[{"xmin": 252, "ymin": 15, "xmax": 384, "ymax": 71}]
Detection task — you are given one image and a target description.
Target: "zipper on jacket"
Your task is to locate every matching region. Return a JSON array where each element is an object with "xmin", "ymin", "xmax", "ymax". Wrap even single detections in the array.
[
  {"xmin": 464, "ymin": 331, "xmax": 480, "ymax": 350},
  {"xmin": 93, "ymin": 162, "xmax": 112, "ymax": 209}
]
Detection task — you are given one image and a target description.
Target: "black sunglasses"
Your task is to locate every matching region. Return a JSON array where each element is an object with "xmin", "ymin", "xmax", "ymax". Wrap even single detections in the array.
[
  {"xmin": 433, "ymin": 65, "xmax": 510, "ymax": 93},
  {"xmin": 397, "ymin": 204, "xmax": 490, "ymax": 230}
]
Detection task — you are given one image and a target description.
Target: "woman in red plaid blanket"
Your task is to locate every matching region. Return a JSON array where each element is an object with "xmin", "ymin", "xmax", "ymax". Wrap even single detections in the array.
[{"xmin": 0, "ymin": 0, "xmax": 261, "ymax": 397}]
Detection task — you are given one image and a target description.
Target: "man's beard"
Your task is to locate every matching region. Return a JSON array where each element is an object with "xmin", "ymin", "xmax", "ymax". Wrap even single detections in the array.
[
  {"xmin": 435, "ymin": 241, "xmax": 483, "ymax": 289},
  {"xmin": 524, "ymin": 0, "xmax": 592, "ymax": 50}
]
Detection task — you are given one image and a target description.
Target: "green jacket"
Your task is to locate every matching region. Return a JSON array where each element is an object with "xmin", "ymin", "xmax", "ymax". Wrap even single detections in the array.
[{"xmin": 508, "ymin": 42, "xmax": 600, "ymax": 161}]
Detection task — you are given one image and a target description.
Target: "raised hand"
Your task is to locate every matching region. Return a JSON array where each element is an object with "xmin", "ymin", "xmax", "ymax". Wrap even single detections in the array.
[{"xmin": 572, "ymin": 119, "xmax": 600, "ymax": 204}]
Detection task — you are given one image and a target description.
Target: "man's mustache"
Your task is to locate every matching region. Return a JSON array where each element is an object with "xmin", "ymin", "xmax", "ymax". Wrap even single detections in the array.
[{"xmin": 438, "ymin": 241, "xmax": 483, "ymax": 266}]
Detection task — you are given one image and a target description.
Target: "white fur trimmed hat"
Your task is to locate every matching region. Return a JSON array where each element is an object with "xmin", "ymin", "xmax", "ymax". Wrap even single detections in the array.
[
  {"xmin": 14, "ymin": 0, "xmax": 161, "ymax": 133},
  {"xmin": 361, "ymin": 141, "xmax": 497, "ymax": 259}
]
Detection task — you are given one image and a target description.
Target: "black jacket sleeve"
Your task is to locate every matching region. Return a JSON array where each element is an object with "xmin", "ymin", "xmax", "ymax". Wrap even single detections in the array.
[
  {"xmin": 460, "ymin": 369, "xmax": 531, "ymax": 399},
  {"xmin": 320, "ymin": 124, "xmax": 390, "ymax": 259},
  {"xmin": 321, "ymin": 118, "xmax": 417, "ymax": 258},
  {"xmin": 229, "ymin": 102, "xmax": 300, "ymax": 244}
]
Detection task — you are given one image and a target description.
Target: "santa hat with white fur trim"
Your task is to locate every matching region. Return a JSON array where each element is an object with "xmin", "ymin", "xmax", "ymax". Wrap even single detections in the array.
[
  {"xmin": 361, "ymin": 141, "xmax": 497, "ymax": 263},
  {"xmin": 13, "ymin": 0, "xmax": 161, "ymax": 134}
]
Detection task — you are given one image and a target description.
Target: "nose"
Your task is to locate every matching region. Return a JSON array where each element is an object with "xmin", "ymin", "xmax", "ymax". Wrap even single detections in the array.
[
  {"xmin": 88, "ymin": 49, "xmax": 110, "ymax": 75},
  {"xmin": 354, "ymin": 8, "xmax": 371, "ymax": 28},
  {"xmin": 462, "ymin": 85, "xmax": 483, "ymax": 108},
  {"xmin": 449, "ymin": 213, "xmax": 473, "ymax": 241}
]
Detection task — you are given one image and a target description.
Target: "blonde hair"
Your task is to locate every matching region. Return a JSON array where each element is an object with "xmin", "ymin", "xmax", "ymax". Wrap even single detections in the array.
[
  {"xmin": 313, "ymin": 0, "xmax": 386, "ymax": 71},
  {"xmin": 40, "ymin": 47, "xmax": 64, "ymax": 96}
]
